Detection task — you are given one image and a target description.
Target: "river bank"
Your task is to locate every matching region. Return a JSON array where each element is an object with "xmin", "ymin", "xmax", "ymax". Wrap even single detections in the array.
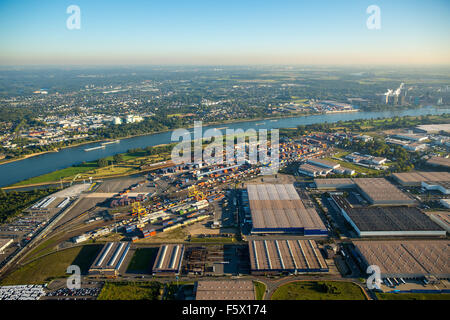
[{"xmin": 0, "ymin": 105, "xmax": 448, "ymax": 188}]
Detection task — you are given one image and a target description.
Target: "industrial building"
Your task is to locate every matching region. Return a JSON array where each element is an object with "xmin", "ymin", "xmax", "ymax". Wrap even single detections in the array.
[
  {"xmin": 353, "ymin": 178, "xmax": 416, "ymax": 206},
  {"xmin": 314, "ymin": 178, "xmax": 415, "ymax": 206},
  {"xmin": 352, "ymin": 240, "xmax": 450, "ymax": 279},
  {"xmin": 195, "ymin": 280, "xmax": 255, "ymax": 300},
  {"xmin": 415, "ymin": 123, "xmax": 450, "ymax": 134},
  {"xmin": 392, "ymin": 171, "xmax": 450, "ymax": 187},
  {"xmin": 427, "ymin": 156, "xmax": 450, "ymax": 170},
  {"xmin": 152, "ymin": 244, "xmax": 185, "ymax": 276},
  {"xmin": 426, "ymin": 212, "xmax": 450, "ymax": 234},
  {"xmin": 248, "ymin": 239, "xmax": 328, "ymax": 274},
  {"xmin": 298, "ymin": 163, "xmax": 332, "ymax": 177},
  {"xmin": 88, "ymin": 242, "xmax": 131, "ymax": 277},
  {"xmin": 307, "ymin": 158, "xmax": 340, "ymax": 169},
  {"xmin": 331, "ymin": 195, "xmax": 445, "ymax": 237},
  {"xmin": 0, "ymin": 239, "xmax": 13, "ymax": 254},
  {"xmin": 247, "ymin": 184, "xmax": 327, "ymax": 235},
  {"xmin": 441, "ymin": 199, "xmax": 450, "ymax": 209},
  {"xmin": 421, "ymin": 181, "xmax": 450, "ymax": 195},
  {"xmin": 314, "ymin": 178, "xmax": 354, "ymax": 190}
]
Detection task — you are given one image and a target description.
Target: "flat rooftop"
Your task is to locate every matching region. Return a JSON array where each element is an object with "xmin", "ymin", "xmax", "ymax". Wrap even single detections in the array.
[
  {"xmin": 248, "ymin": 239, "xmax": 328, "ymax": 272},
  {"xmin": 353, "ymin": 178, "xmax": 415, "ymax": 205},
  {"xmin": 426, "ymin": 212, "xmax": 450, "ymax": 232},
  {"xmin": 314, "ymin": 178, "xmax": 354, "ymax": 188},
  {"xmin": 353, "ymin": 240, "xmax": 450, "ymax": 277},
  {"xmin": 392, "ymin": 171, "xmax": 450, "ymax": 185},
  {"xmin": 196, "ymin": 280, "xmax": 255, "ymax": 300},
  {"xmin": 247, "ymin": 184, "xmax": 326, "ymax": 232},
  {"xmin": 344, "ymin": 206, "xmax": 444, "ymax": 233},
  {"xmin": 427, "ymin": 156, "xmax": 450, "ymax": 169},
  {"xmin": 416, "ymin": 124, "xmax": 450, "ymax": 133},
  {"xmin": 152, "ymin": 244, "xmax": 184, "ymax": 274},
  {"xmin": 0, "ymin": 239, "xmax": 13, "ymax": 250}
]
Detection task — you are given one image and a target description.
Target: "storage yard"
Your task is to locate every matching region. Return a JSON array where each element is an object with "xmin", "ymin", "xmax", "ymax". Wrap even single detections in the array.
[
  {"xmin": 352, "ymin": 240, "xmax": 450, "ymax": 278},
  {"xmin": 248, "ymin": 239, "xmax": 328, "ymax": 274},
  {"xmin": 195, "ymin": 280, "xmax": 255, "ymax": 300},
  {"xmin": 246, "ymin": 184, "xmax": 327, "ymax": 235}
]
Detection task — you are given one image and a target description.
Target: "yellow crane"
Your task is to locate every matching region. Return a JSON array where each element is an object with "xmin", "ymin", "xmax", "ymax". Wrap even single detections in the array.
[
  {"xmin": 131, "ymin": 202, "xmax": 146, "ymax": 228},
  {"xmin": 188, "ymin": 185, "xmax": 206, "ymax": 201}
]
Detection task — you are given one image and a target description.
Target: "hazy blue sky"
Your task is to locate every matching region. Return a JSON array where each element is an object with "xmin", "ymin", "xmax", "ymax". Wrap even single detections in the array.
[{"xmin": 0, "ymin": 0, "xmax": 449, "ymax": 65}]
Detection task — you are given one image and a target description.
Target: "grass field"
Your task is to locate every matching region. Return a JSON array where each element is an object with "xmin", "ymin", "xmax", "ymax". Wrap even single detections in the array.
[
  {"xmin": 324, "ymin": 157, "xmax": 379, "ymax": 175},
  {"xmin": 271, "ymin": 281, "xmax": 367, "ymax": 300},
  {"xmin": 190, "ymin": 237, "xmax": 236, "ymax": 243},
  {"xmin": 0, "ymin": 245, "xmax": 102, "ymax": 285},
  {"xmin": 97, "ymin": 281, "xmax": 162, "ymax": 300},
  {"xmin": 126, "ymin": 248, "xmax": 159, "ymax": 273},
  {"xmin": 254, "ymin": 281, "xmax": 266, "ymax": 300},
  {"xmin": 12, "ymin": 162, "xmax": 98, "ymax": 186},
  {"xmin": 376, "ymin": 293, "xmax": 450, "ymax": 300}
]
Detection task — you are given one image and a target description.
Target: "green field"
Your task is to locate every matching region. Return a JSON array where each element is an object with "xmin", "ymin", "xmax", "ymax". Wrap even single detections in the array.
[
  {"xmin": 190, "ymin": 237, "xmax": 236, "ymax": 243},
  {"xmin": 97, "ymin": 281, "xmax": 162, "ymax": 300},
  {"xmin": 0, "ymin": 245, "xmax": 102, "ymax": 285},
  {"xmin": 126, "ymin": 248, "xmax": 159, "ymax": 272},
  {"xmin": 271, "ymin": 281, "xmax": 367, "ymax": 300},
  {"xmin": 254, "ymin": 281, "xmax": 266, "ymax": 300},
  {"xmin": 12, "ymin": 162, "xmax": 98, "ymax": 186},
  {"xmin": 376, "ymin": 293, "xmax": 450, "ymax": 300},
  {"xmin": 324, "ymin": 157, "xmax": 379, "ymax": 175}
]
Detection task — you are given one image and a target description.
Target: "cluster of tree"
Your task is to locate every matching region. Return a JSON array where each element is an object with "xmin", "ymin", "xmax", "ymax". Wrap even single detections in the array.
[
  {"xmin": 282, "ymin": 114, "xmax": 450, "ymax": 137},
  {"xmin": 0, "ymin": 188, "xmax": 57, "ymax": 223}
]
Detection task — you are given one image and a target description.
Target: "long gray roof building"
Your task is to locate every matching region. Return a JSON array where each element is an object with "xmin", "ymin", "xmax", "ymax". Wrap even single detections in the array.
[
  {"xmin": 353, "ymin": 240, "xmax": 449, "ymax": 278},
  {"xmin": 247, "ymin": 184, "xmax": 327, "ymax": 235},
  {"xmin": 248, "ymin": 239, "xmax": 328, "ymax": 274}
]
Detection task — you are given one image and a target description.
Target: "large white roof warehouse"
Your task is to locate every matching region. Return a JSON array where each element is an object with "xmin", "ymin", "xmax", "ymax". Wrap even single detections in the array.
[{"xmin": 247, "ymin": 184, "xmax": 327, "ymax": 235}]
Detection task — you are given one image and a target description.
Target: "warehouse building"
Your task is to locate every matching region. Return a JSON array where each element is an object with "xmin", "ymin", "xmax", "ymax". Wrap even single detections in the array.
[
  {"xmin": 331, "ymin": 195, "xmax": 445, "ymax": 237},
  {"xmin": 352, "ymin": 240, "xmax": 450, "ymax": 279},
  {"xmin": 427, "ymin": 156, "xmax": 450, "ymax": 170},
  {"xmin": 0, "ymin": 239, "xmax": 13, "ymax": 254},
  {"xmin": 441, "ymin": 199, "xmax": 450, "ymax": 209},
  {"xmin": 421, "ymin": 181, "xmax": 450, "ymax": 195},
  {"xmin": 426, "ymin": 212, "xmax": 450, "ymax": 234},
  {"xmin": 248, "ymin": 239, "xmax": 328, "ymax": 274},
  {"xmin": 298, "ymin": 163, "xmax": 332, "ymax": 177},
  {"xmin": 314, "ymin": 178, "xmax": 354, "ymax": 190},
  {"xmin": 247, "ymin": 184, "xmax": 327, "ymax": 235},
  {"xmin": 415, "ymin": 124, "xmax": 450, "ymax": 134},
  {"xmin": 195, "ymin": 280, "xmax": 255, "ymax": 300},
  {"xmin": 314, "ymin": 178, "xmax": 415, "ymax": 206},
  {"xmin": 307, "ymin": 158, "xmax": 340, "ymax": 169},
  {"xmin": 392, "ymin": 171, "xmax": 450, "ymax": 187},
  {"xmin": 88, "ymin": 242, "xmax": 131, "ymax": 277},
  {"xmin": 353, "ymin": 178, "xmax": 416, "ymax": 206},
  {"xmin": 152, "ymin": 244, "xmax": 185, "ymax": 276}
]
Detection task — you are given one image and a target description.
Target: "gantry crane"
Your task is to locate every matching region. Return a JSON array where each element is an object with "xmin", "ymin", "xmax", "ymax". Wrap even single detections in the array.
[
  {"xmin": 188, "ymin": 185, "xmax": 206, "ymax": 201},
  {"xmin": 131, "ymin": 201, "xmax": 147, "ymax": 228}
]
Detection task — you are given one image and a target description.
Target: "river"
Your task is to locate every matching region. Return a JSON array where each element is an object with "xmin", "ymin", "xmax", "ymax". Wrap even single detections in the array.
[{"xmin": 1, "ymin": 106, "xmax": 449, "ymax": 187}]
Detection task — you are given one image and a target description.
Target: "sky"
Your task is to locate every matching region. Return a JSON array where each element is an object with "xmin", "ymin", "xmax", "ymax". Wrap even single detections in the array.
[{"xmin": 0, "ymin": 0, "xmax": 449, "ymax": 65}]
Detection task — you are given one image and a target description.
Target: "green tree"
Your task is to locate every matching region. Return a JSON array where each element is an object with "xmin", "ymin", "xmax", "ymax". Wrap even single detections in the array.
[{"xmin": 98, "ymin": 158, "xmax": 108, "ymax": 168}]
